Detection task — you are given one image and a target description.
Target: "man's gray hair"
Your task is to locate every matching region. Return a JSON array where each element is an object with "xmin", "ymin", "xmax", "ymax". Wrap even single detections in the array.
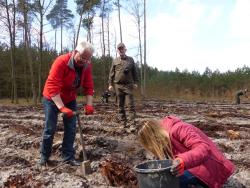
[{"xmin": 75, "ymin": 41, "xmax": 94, "ymax": 55}]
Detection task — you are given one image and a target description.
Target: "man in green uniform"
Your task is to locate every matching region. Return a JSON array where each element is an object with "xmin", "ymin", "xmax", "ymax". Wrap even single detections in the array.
[
  {"xmin": 235, "ymin": 88, "xmax": 248, "ymax": 104},
  {"xmin": 108, "ymin": 43, "xmax": 138, "ymax": 127}
]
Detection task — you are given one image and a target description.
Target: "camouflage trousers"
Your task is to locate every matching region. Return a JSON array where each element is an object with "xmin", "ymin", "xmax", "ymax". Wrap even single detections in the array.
[
  {"xmin": 235, "ymin": 95, "xmax": 240, "ymax": 104},
  {"xmin": 115, "ymin": 84, "xmax": 136, "ymax": 126}
]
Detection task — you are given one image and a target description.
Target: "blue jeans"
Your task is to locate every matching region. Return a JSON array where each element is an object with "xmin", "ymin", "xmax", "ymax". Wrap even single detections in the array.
[
  {"xmin": 180, "ymin": 171, "xmax": 208, "ymax": 188},
  {"xmin": 40, "ymin": 98, "xmax": 77, "ymax": 161}
]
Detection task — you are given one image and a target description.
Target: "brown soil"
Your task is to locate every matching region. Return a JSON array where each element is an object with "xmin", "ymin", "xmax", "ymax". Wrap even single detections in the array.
[{"xmin": 0, "ymin": 100, "xmax": 249, "ymax": 187}]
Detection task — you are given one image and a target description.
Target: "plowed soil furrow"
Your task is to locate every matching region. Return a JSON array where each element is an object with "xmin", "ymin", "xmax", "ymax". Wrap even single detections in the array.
[{"xmin": 0, "ymin": 101, "xmax": 249, "ymax": 188}]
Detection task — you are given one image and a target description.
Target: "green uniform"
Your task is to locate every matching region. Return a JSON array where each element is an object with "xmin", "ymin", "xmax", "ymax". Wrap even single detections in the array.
[
  {"xmin": 235, "ymin": 90, "xmax": 247, "ymax": 104},
  {"xmin": 108, "ymin": 55, "xmax": 139, "ymax": 124}
]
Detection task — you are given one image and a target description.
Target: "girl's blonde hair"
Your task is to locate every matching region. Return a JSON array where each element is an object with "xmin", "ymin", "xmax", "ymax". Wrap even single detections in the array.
[{"xmin": 138, "ymin": 119, "xmax": 174, "ymax": 160}]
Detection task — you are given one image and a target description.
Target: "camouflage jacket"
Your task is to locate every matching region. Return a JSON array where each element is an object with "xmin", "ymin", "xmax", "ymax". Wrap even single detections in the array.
[
  {"xmin": 236, "ymin": 90, "xmax": 247, "ymax": 97},
  {"xmin": 108, "ymin": 55, "xmax": 139, "ymax": 85}
]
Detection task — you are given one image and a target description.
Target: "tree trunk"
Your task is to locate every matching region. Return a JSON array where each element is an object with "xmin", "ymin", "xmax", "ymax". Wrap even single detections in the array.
[
  {"xmin": 118, "ymin": 0, "xmax": 122, "ymax": 42},
  {"xmin": 87, "ymin": 13, "xmax": 92, "ymax": 43},
  {"xmin": 60, "ymin": 21, "xmax": 63, "ymax": 54},
  {"xmin": 101, "ymin": 16, "xmax": 105, "ymax": 56},
  {"xmin": 138, "ymin": 16, "xmax": 143, "ymax": 96},
  {"xmin": 22, "ymin": 0, "xmax": 37, "ymax": 104},
  {"xmin": 13, "ymin": 0, "xmax": 17, "ymax": 104},
  {"xmin": 107, "ymin": 13, "xmax": 110, "ymax": 57},
  {"xmin": 129, "ymin": 0, "xmax": 144, "ymax": 97},
  {"xmin": 101, "ymin": 0, "xmax": 106, "ymax": 56},
  {"xmin": 54, "ymin": 30, "xmax": 57, "ymax": 50},
  {"xmin": 38, "ymin": 6, "xmax": 43, "ymax": 102},
  {"xmin": 143, "ymin": 0, "xmax": 146, "ymax": 98},
  {"xmin": 24, "ymin": 54, "xmax": 29, "ymax": 102},
  {"xmin": 75, "ymin": 6, "xmax": 84, "ymax": 47},
  {"xmin": 102, "ymin": 25, "xmax": 106, "ymax": 88},
  {"xmin": 4, "ymin": 0, "xmax": 18, "ymax": 103}
]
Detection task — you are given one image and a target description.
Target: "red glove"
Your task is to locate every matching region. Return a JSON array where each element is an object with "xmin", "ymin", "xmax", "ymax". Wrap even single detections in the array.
[
  {"xmin": 59, "ymin": 107, "xmax": 74, "ymax": 118},
  {"xmin": 84, "ymin": 105, "xmax": 94, "ymax": 115},
  {"xmin": 170, "ymin": 157, "xmax": 185, "ymax": 177}
]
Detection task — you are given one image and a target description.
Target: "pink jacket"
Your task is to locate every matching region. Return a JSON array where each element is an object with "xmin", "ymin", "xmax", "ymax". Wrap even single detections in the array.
[{"xmin": 160, "ymin": 116, "xmax": 235, "ymax": 188}]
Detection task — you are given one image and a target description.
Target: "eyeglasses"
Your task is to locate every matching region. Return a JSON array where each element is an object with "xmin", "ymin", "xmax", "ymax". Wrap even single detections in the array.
[
  {"xmin": 79, "ymin": 56, "xmax": 90, "ymax": 63},
  {"xmin": 118, "ymin": 47, "xmax": 125, "ymax": 51}
]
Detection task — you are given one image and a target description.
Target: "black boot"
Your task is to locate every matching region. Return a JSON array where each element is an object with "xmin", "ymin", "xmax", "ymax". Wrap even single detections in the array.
[
  {"xmin": 66, "ymin": 158, "xmax": 81, "ymax": 166},
  {"xmin": 38, "ymin": 157, "xmax": 49, "ymax": 166},
  {"xmin": 128, "ymin": 112, "xmax": 136, "ymax": 126}
]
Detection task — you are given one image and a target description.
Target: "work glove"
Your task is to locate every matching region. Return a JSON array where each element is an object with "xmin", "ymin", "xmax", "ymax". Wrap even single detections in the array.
[
  {"xmin": 84, "ymin": 105, "xmax": 94, "ymax": 115},
  {"xmin": 170, "ymin": 157, "xmax": 185, "ymax": 177},
  {"xmin": 59, "ymin": 106, "xmax": 74, "ymax": 118}
]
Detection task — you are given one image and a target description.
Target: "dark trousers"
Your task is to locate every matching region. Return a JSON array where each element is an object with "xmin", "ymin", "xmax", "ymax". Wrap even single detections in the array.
[
  {"xmin": 115, "ymin": 85, "xmax": 135, "ymax": 121},
  {"xmin": 40, "ymin": 98, "xmax": 77, "ymax": 161},
  {"xmin": 235, "ymin": 95, "xmax": 240, "ymax": 104},
  {"xmin": 180, "ymin": 170, "xmax": 208, "ymax": 188},
  {"xmin": 101, "ymin": 97, "xmax": 109, "ymax": 103}
]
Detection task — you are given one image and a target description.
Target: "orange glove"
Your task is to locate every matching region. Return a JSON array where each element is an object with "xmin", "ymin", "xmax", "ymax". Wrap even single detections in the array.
[
  {"xmin": 170, "ymin": 157, "xmax": 185, "ymax": 177},
  {"xmin": 84, "ymin": 105, "xmax": 94, "ymax": 115},
  {"xmin": 59, "ymin": 107, "xmax": 74, "ymax": 118}
]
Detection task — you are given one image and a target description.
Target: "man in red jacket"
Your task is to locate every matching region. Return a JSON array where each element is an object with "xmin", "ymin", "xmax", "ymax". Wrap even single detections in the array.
[
  {"xmin": 39, "ymin": 41, "xmax": 95, "ymax": 166},
  {"xmin": 138, "ymin": 116, "xmax": 235, "ymax": 188}
]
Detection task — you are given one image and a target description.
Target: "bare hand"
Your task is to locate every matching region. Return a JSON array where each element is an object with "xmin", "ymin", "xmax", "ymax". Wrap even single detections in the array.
[{"xmin": 108, "ymin": 85, "xmax": 113, "ymax": 91}]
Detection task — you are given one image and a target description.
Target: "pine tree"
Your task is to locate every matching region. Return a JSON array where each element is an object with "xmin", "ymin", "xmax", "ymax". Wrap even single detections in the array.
[{"xmin": 46, "ymin": 0, "xmax": 74, "ymax": 54}]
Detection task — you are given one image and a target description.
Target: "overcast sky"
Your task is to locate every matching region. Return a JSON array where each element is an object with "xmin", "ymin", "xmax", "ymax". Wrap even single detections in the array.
[
  {"xmin": 100, "ymin": 0, "xmax": 250, "ymax": 73},
  {"xmin": 1, "ymin": 0, "xmax": 250, "ymax": 73},
  {"xmin": 38, "ymin": 0, "xmax": 250, "ymax": 73}
]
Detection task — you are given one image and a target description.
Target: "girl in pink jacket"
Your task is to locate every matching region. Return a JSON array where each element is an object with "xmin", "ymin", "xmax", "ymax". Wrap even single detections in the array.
[{"xmin": 138, "ymin": 116, "xmax": 235, "ymax": 188}]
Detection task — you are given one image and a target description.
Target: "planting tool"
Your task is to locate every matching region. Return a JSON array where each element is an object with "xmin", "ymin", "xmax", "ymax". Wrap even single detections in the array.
[{"xmin": 76, "ymin": 113, "xmax": 92, "ymax": 176}]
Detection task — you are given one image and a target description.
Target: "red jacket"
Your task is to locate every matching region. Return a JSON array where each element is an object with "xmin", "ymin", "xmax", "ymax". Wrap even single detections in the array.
[
  {"xmin": 160, "ymin": 116, "xmax": 235, "ymax": 188},
  {"xmin": 43, "ymin": 52, "xmax": 94, "ymax": 104}
]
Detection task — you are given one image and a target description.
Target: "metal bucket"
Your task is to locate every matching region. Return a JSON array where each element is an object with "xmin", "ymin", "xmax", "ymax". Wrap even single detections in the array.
[{"xmin": 134, "ymin": 159, "xmax": 179, "ymax": 188}]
